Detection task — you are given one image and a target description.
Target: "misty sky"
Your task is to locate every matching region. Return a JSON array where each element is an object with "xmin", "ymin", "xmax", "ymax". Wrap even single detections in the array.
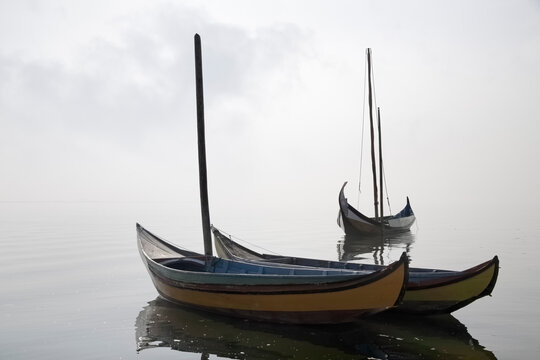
[{"xmin": 1, "ymin": 0, "xmax": 539, "ymax": 227}]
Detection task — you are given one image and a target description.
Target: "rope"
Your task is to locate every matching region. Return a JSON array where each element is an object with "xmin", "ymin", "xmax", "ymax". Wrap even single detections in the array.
[
  {"xmin": 357, "ymin": 57, "xmax": 368, "ymax": 208},
  {"xmin": 382, "ymin": 162, "xmax": 393, "ymax": 215},
  {"xmin": 212, "ymin": 226, "xmax": 280, "ymax": 255}
]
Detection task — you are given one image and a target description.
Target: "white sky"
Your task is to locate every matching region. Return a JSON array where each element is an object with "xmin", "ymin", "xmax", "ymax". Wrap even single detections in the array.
[{"xmin": 1, "ymin": 0, "xmax": 539, "ymax": 226}]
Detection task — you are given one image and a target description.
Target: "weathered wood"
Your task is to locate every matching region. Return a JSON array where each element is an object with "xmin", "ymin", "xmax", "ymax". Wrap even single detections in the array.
[{"xmin": 194, "ymin": 33, "xmax": 212, "ymax": 256}]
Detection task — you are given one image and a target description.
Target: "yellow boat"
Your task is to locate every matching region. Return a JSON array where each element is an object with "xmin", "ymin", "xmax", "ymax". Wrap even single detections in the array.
[
  {"xmin": 138, "ymin": 224, "xmax": 409, "ymax": 324},
  {"xmin": 213, "ymin": 226, "xmax": 499, "ymax": 315}
]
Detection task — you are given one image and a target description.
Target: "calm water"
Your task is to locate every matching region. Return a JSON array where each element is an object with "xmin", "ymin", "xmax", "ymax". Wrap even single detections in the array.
[{"xmin": 1, "ymin": 201, "xmax": 538, "ymax": 359}]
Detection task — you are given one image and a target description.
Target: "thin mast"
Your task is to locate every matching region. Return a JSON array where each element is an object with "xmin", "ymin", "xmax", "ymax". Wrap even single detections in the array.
[
  {"xmin": 367, "ymin": 48, "xmax": 379, "ymax": 220},
  {"xmin": 377, "ymin": 107, "xmax": 384, "ymax": 225},
  {"xmin": 194, "ymin": 33, "xmax": 212, "ymax": 256}
]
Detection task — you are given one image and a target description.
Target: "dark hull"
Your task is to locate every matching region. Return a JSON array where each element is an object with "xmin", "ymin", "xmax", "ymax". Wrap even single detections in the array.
[{"xmin": 338, "ymin": 182, "xmax": 416, "ymax": 235}]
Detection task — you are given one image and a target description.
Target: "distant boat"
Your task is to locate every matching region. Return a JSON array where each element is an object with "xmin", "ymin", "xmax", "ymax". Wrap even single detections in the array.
[
  {"xmin": 338, "ymin": 48, "xmax": 416, "ymax": 235},
  {"xmin": 212, "ymin": 226, "xmax": 499, "ymax": 315},
  {"xmin": 137, "ymin": 34, "xmax": 409, "ymax": 324},
  {"xmin": 338, "ymin": 182, "xmax": 416, "ymax": 235}
]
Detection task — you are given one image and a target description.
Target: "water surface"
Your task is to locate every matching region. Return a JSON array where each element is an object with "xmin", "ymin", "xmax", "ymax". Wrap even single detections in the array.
[{"xmin": 0, "ymin": 201, "xmax": 537, "ymax": 359}]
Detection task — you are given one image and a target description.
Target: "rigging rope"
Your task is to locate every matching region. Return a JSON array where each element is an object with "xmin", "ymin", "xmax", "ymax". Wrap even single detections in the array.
[
  {"xmin": 382, "ymin": 162, "xmax": 393, "ymax": 215},
  {"xmin": 212, "ymin": 226, "xmax": 280, "ymax": 255},
  {"xmin": 357, "ymin": 58, "xmax": 368, "ymax": 208}
]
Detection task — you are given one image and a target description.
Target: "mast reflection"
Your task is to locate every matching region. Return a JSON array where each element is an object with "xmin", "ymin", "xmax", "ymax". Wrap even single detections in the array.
[{"xmin": 135, "ymin": 297, "xmax": 496, "ymax": 359}]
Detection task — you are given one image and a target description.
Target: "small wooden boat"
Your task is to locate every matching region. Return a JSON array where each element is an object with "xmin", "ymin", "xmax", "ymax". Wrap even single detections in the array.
[
  {"xmin": 138, "ymin": 223, "xmax": 408, "ymax": 324},
  {"xmin": 213, "ymin": 227, "xmax": 499, "ymax": 315},
  {"xmin": 338, "ymin": 182, "xmax": 416, "ymax": 235},
  {"xmin": 338, "ymin": 48, "xmax": 415, "ymax": 235}
]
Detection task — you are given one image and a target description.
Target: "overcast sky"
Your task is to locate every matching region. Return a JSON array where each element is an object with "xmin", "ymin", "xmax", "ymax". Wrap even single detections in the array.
[{"xmin": 1, "ymin": 0, "xmax": 539, "ymax": 227}]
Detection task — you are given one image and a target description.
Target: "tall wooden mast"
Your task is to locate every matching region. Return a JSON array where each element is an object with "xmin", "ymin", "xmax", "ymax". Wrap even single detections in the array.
[
  {"xmin": 377, "ymin": 107, "xmax": 384, "ymax": 225},
  {"xmin": 367, "ymin": 48, "xmax": 379, "ymax": 220},
  {"xmin": 194, "ymin": 33, "xmax": 212, "ymax": 256}
]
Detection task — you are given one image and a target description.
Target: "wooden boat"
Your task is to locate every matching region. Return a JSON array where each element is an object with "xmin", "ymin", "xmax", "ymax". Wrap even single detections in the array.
[
  {"xmin": 338, "ymin": 48, "xmax": 415, "ymax": 235},
  {"xmin": 212, "ymin": 226, "xmax": 499, "ymax": 315},
  {"xmin": 138, "ymin": 223, "xmax": 409, "ymax": 324},
  {"xmin": 338, "ymin": 182, "xmax": 416, "ymax": 235}
]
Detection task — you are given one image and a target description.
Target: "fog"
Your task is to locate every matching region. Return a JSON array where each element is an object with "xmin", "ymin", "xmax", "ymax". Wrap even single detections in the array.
[{"xmin": 1, "ymin": 0, "xmax": 539, "ymax": 231}]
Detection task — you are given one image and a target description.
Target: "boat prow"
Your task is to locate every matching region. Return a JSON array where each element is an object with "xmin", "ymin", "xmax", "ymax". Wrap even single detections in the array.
[{"xmin": 399, "ymin": 255, "xmax": 499, "ymax": 314}]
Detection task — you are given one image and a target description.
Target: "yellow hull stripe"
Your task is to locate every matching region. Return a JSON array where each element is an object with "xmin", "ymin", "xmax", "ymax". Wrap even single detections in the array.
[{"xmin": 404, "ymin": 263, "xmax": 496, "ymax": 302}]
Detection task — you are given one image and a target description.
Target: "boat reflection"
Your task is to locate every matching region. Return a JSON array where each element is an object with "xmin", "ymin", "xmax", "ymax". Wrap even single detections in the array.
[
  {"xmin": 338, "ymin": 231, "xmax": 416, "ymax": 265},
  {"xmin": 135, "ymin": 297, "xmax": 496, "ymax": 359}
]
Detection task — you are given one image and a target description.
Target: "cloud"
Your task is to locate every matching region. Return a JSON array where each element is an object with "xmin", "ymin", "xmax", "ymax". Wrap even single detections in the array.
[
  {"xmin": 1, "ymin": 0, "xmax": 539, "ymax": 227},
  {"xmin": 0, "ymin": 3, "xmax": 311, "ymax": 202}
]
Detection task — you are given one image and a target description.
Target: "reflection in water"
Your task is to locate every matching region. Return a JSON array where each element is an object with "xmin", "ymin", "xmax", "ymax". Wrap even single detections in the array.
[
  {"xmin": 338, "ymin": 231, "xmax": 416, "ymax": 265},
  {"xmin": 136, "ymin": 297, "xmax": 496, "ymax": 360}
]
